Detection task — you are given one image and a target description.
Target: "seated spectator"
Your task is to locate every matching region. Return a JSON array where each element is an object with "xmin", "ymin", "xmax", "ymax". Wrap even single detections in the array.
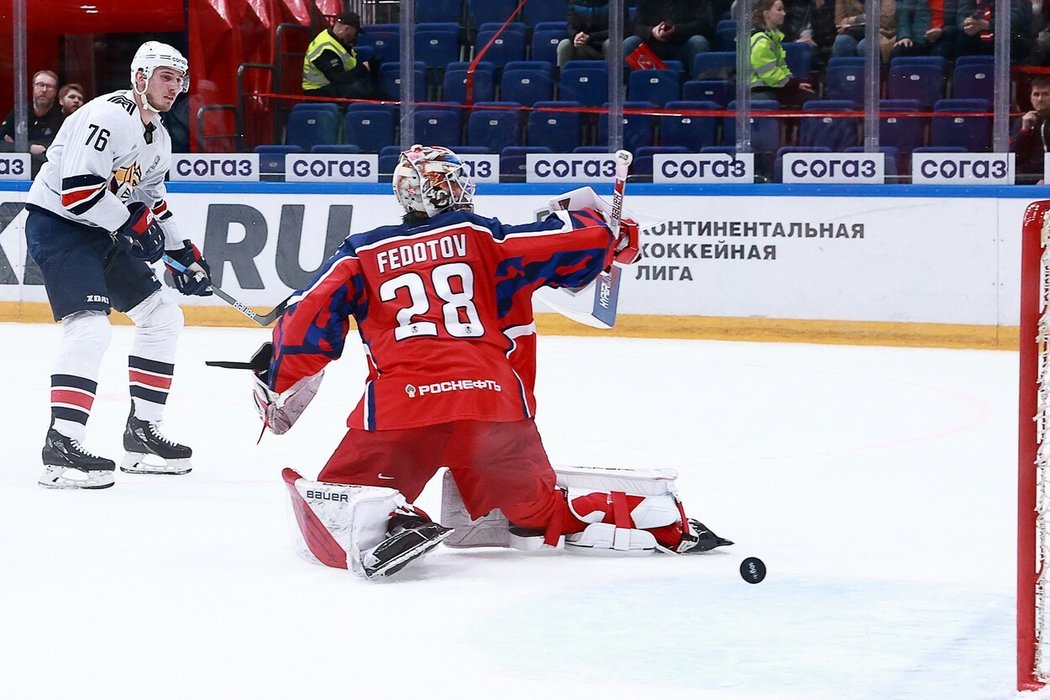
[
  {"xmin": 57, "ymin": 83, "xmax": 85, "ymax": 117},
  {"xmin": 784, "ymin": 0, "xmax": 838, "ymax": 68},
  {"xmin": 751, "ymin": 0, "xmax": 818, "ymax": 106},
  {"xmin": 1011, "ymin": 74, "xmax": 1050, "ymax": 183},
  {"xmin": 956, "ymin": 0, "xmax": 1029, "ymax": 61},
  {"xmin": 302, "ymin": 10, "xmax": 374, "ymax": 100},
  {"xmin": 891, "ymin": 0, "xmax": 956, "ymax": 60},
  {"xmin": 833, "ymin": 0, "xmax": 898, "ymax": 62},
  {"xmin": 559, "ymin": 0, "xmax": 629, "ymax": 67},
  {"xmin": 623, "ymin": 0, "xmax": 717, "ymax": 66},
  {"xmin": 0, "ymin": 69, "xmax": 63, "ymax": 156}
]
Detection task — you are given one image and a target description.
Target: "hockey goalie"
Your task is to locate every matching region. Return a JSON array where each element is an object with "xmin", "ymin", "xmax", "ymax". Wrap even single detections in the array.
[{"xmin": 252, "ymin": 145, "xmax": 732, "ymax": 580}]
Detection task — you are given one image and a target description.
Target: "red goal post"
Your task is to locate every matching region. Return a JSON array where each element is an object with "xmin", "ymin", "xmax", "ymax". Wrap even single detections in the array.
[{"xmin": 1019, "ymin": 199, "xmax": 1050, "ymax": 690}]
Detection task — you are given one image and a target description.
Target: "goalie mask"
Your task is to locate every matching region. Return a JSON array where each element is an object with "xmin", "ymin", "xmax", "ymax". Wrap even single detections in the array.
[
  {"xmin": 130, "ymin": 41, "xmax": 189, "ymax": 113},
  {"xmin": 393, "ymin": 145, "xmax": 475, "ymax": 218}
]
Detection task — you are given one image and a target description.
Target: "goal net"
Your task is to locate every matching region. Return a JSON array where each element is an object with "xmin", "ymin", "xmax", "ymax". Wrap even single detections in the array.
[{"xmin": 1019, "ymin": 199, "xmax": 1050, "ymax": 691}]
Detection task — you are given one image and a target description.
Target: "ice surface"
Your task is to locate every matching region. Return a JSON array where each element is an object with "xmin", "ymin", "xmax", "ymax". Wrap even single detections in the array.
[{"xmin": 0, "ymin": 322, "xmax": 1032, "ymax": 699}]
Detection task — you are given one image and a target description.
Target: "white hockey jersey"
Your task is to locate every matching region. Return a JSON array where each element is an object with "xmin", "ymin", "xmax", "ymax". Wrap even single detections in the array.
[{"xmin": 27, "ymin": 89, "xmax": 183, "ymax": 247}]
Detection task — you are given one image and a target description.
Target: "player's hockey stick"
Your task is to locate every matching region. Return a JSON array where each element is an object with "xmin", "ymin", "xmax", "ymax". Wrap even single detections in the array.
[
  {"xmin": 162, "ymin": 255, "xmax": 289, "ymax": 326},
  {"xmin": 535, "ymin": 150, "xmax": 633, "ymax": 329}
]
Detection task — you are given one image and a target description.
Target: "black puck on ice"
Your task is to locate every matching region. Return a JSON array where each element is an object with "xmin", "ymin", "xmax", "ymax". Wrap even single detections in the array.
[{"xmin": 739, "ymin": 556, "xmax": 766, "ymax": 584}]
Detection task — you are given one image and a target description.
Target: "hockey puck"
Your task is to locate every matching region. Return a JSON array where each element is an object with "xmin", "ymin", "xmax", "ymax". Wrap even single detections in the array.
[{"xmin": 739, "ymin": 557, "xmax": 766, "ymax": 584}]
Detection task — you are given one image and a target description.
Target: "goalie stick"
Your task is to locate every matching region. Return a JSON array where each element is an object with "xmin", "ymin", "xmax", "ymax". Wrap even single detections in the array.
[
  {"xmin": 536, "ymin": 150, "xmax": 633, "ymax": 329},
  {"xmin": 162, "ymin": 255, "xmax": 289, "ymax": 326}
]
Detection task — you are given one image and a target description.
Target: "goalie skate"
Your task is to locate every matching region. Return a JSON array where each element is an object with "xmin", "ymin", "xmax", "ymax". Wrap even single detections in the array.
[
  {"xmin": 38, "ymin": 427, "xmax": 115, "ymax": 490},
  {"xmin": 360, "ymin": 515, "xmax": 454, "ymax": 580},
  {"xmin": 120, "ymin": 410, "xmax": 192, "ymax": 475}
]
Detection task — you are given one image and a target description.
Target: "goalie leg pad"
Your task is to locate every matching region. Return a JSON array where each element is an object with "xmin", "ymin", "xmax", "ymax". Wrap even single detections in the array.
[{"xmin": 282, "ymin": 468, "xmax": 404, "ymax": 572}]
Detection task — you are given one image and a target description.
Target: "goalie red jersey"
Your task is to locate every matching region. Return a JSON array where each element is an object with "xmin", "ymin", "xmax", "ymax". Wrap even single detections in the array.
[{"xmin": 269, "ymin": 208, "xmax": 616, "ymax": 430}]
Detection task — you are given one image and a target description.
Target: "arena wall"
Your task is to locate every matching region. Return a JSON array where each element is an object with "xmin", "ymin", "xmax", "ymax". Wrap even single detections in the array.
[{"xmin": 0, "ymin": 181, "xmax": 1041, "ymax": 349}]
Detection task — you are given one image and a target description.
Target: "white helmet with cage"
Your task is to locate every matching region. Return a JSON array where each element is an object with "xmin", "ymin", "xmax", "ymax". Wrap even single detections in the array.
[
  {"xmin": 130, "ymin": 41, "xmax": 189, "ymax": 112},
  {"xmin": 393, "ymin": 145, "xmax": 476, "ymax": 218}
]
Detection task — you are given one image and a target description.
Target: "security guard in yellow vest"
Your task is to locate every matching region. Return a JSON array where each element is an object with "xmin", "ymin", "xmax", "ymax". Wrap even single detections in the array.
[{"xmin": 302, "ymin": 11, "xmax": 373, "ymax": 99}]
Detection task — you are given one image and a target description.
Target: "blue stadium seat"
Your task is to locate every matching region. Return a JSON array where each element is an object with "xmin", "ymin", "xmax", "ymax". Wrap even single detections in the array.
[
  {"xmin": 952, "ymin": 62, "xmax": 994, "ymax": 102},
  {"xmin": 285, "ymin": 109, "xmax": 340, "ymax": 151},
  {"xmin": 500, "ymin": 145, "xmax": 552, "ymax": 181},
  {"xmin": 469, "ymin": 0, "xmax": 521, "ymax": 28},
  {"xmin": 889, "ymin": 55, "xmax": 948, "ymax": 72},
  {"xmin": 533, "ymin": 21, "xmax": 568, "ymax": 33},
  {"xmin": 500, "ymin": 61, "xmax": 555, "ymax": 106},
  {"xmin": 311, "ymin": 144, "xmax": 362, "ymax": 153},
  {"xmin": 824, "ymin": 60, "xmax": 864, "ymax": 103},
  {"xmin": 520, "ymin": 0, "xmax": 567, "ymax": 25},
  {"xmin": 442, "ymin": 62, "xmax": 496, "ymax": 103},
  {"xmin": 597, "ymin": 102, "xmax": 655, "ymax": 153},
  {"xmin": 414, "ymin": 108, "xmax": 465, "ymax": 146},
  {"xmin": 415, "ymin": 0, "xmax": 464, "ymax": 24},
  {"xmin": 466, "ymin": 101, "xmax": 523, "ymax": 152},
  {"xmin": 627, "ymin": 69, "xmax": 680, "ymax": 107},
  {"xmin": 931, "ymin": 98, "xmax": 991, "ymax": 152},
  {"xmin": 356, "ymin": 29, "xmax": 400, "ymax": 64},
  {"xmin": 682, "ymin": 79, "xmax": 733, "ymax": 106},
  {"xmin": 887, "ymin": 61, "xmax": 946, "ymax": 108},
  {"xmin": 716, "ymin": 18, "xmax": 737, "ymax": 32},
  {"xmin": 526, "ymin": 100, "xmax": 582, "ymax": 152},
  {"xmin": 414, "ymin": 29, "xmax": 462, "ymax": 72},
  {"xmin": 634, "ymin": 145, "xmax": 689, "ymax": 177},
  {"xmin": 879, "ymin": 99, "xmax": 925, "ymax": 169},
  {"xmin": 692, "ymin": 51, "xmax": 736, "ymax": 80},
  {"xmin": 255, "ymin": 145, "xmax": 303, "ymax": 177},
  {"xmin": 477, "ymin": 22, "xmax": 527, "ymax": 35},
  {"xmin": 798, "ymin": 100, "xmax": 860, "ymax": 151},
  {"xmin": 783, "ymin": 41, "xmax": 812, "ymax": 80},
  {"xmin": 378, "ymin": 62, "xmax": 428, "ymax": 101},
  {"xmin": 378, "ymin": 145, "xmax": 402, "ymax": 182},
  {"xmin": 531, "ymin": 27, "xmax": 566, "ymax": 65},
  {"xmin": 343, "ymin": 109, "xmax": 395, "ymax": 152},
  {"xmin": 715, "ymin": 26, "xmax": 737, "ymax": 51},
  {"xmin": 773, "ymin": 146, "xmax": 832, "ymax": 182},
  {"xmin": 291, "ymin": 102, "xmax": 341, "ymax": 115},
  {"xmin": 558, "ymin": 60, "xmax": 609, "ymax": 107},
  {"xmin": 659, "ymin": 100, "xmax": 720, "ymax": 151},
  {"xmin": 474, "ymin": 29, "xmax": 527, "ymax": 67},
  {"xmin": 954, "ymin": 54, "xmax": 994, "ymax": 67}
]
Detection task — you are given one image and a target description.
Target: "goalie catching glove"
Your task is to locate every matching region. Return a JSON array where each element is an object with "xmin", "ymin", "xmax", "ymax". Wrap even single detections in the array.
[
  {"xmin": 164, "ymin": 241, "xmax": 212, "ymax": 296},
  {"xmin": 250, "ymin": 342, "xmax": 323, "ymax": 434}
]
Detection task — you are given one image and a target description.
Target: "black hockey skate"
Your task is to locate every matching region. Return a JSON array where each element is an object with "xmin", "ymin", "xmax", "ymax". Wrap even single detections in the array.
[
  {"xmin": 360, "ymin": 515, "xmax": 454, "ymax": 580},
  {"xmin": 676, "ymin": 519, "xmax": 734, "ymax": 554},
  {"xmin": 121, "ymin": 409, "xmax": 192, "ymax": 475},
  {"xmin": 38, "ymin": 427, "xmax": 116, "ymax": 490}
]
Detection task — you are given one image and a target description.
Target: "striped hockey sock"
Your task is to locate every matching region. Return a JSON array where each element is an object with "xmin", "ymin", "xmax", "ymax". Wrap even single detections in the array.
[
  {"xmin": 50, "ymin": 374, "xmax": 97, "ymax": 442},
  {"xmin": 128, "ymin": 355, "xmax": 173, "ymax": 423}
]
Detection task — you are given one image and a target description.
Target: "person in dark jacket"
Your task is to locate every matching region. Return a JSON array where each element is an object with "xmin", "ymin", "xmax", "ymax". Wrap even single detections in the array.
[
  {"xmin": 783, "ymin": 0, "xmax": 838, "ymax": 67},
  {"xmin": 623, "ymin": 0, "xmax": 722, "ymax": 65},
  {"xmin": 1012, "ymin": 75, "xmax": 1050, "ymax": 183},
  {"xmin": 558, "ymin": 0, "xmax": 630, "ymax": 66}
]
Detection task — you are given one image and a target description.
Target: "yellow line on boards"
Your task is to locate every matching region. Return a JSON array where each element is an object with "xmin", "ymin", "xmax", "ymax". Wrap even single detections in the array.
[{"xmin": 0, "ymin": 302, "xmax": 1018, "ymax": 351}]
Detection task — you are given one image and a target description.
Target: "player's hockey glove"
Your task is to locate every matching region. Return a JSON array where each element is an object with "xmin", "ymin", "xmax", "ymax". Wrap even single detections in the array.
[
  {"xmin": 164, "ymin": 241, "xmax": 213, "ymax": 296},
  {"xmin": 119, "ymin": 202, "xmax": 164, "ymax": 263},
  {"xmin": 249, "ymin": 342, "xmax": 323, "ymax": 435},
  {"xmin": 613, "ymin": 218, "xmax": 641, "ymax": 266}
]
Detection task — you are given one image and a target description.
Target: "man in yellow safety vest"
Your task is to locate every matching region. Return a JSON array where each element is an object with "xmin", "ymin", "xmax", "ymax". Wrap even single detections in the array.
[{"xmin": 302, "ymin": 11, "xmax": 373, "ymax": 99}]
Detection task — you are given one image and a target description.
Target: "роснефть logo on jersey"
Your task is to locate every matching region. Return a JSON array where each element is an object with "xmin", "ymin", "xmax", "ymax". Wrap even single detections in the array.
[{"xmin": 404, "ymin": 379, "xmax": 502, "ymax": 398}]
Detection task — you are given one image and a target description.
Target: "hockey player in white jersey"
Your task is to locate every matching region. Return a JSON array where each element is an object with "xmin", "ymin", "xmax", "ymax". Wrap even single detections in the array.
[{"xmin": 25, "ymin": 41, "xmax": 213, "ymax": 489}]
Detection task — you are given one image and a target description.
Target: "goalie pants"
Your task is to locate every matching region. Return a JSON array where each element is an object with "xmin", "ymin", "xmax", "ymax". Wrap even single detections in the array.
[{"xmin": 319, "ymin": 419, "xmax": 590, "ymax": 539}]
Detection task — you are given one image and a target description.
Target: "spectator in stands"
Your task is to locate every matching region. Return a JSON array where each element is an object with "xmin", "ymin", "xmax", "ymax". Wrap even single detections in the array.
[
  {"xmin": 783, "ymin": 0, "xmax": 838, "ymax": 68},
  {"xmin": 0, "ymin": 70, "xmax": 63, "ymax": 156},
  {"xmin": 892, "ymin": 0, "xmax": 957, "ymax": 60},
  {"xmin": 57, "ymin": 83, "xmax": 86, "ymax": 117},
  {"xmin": 624, "ymin": 0, "xmax": 719, "ymax": 66},
  {"xmin": 559, "ymin": 0, "xmax": 628, "ymax": 67},
  {"xmin": 956, "ymin": 0, "xmax": 1029, "ymax": 61},
  {"xmin": 833, "ymin": 0, "xmax": 898, "ymax": 62},
  {"xmin": 1011, "ymin": 74, "xmax": 1050, "ymax": 183},
  {"xmin": 751, "ymin": 0, "xmax": 818, "ymax": 106},
  {"xmin": 302, "ymin": 10, "xmax": 374, "ymax": 100}
]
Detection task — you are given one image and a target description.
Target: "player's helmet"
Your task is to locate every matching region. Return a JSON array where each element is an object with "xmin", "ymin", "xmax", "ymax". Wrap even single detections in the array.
[
  {"xmin": 130, "ymin": 41, "xmax": 189, "ymax": 111},
  {"xmin": 393, "ymin": 145, "xmax": 475, "ymax": 218}
]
